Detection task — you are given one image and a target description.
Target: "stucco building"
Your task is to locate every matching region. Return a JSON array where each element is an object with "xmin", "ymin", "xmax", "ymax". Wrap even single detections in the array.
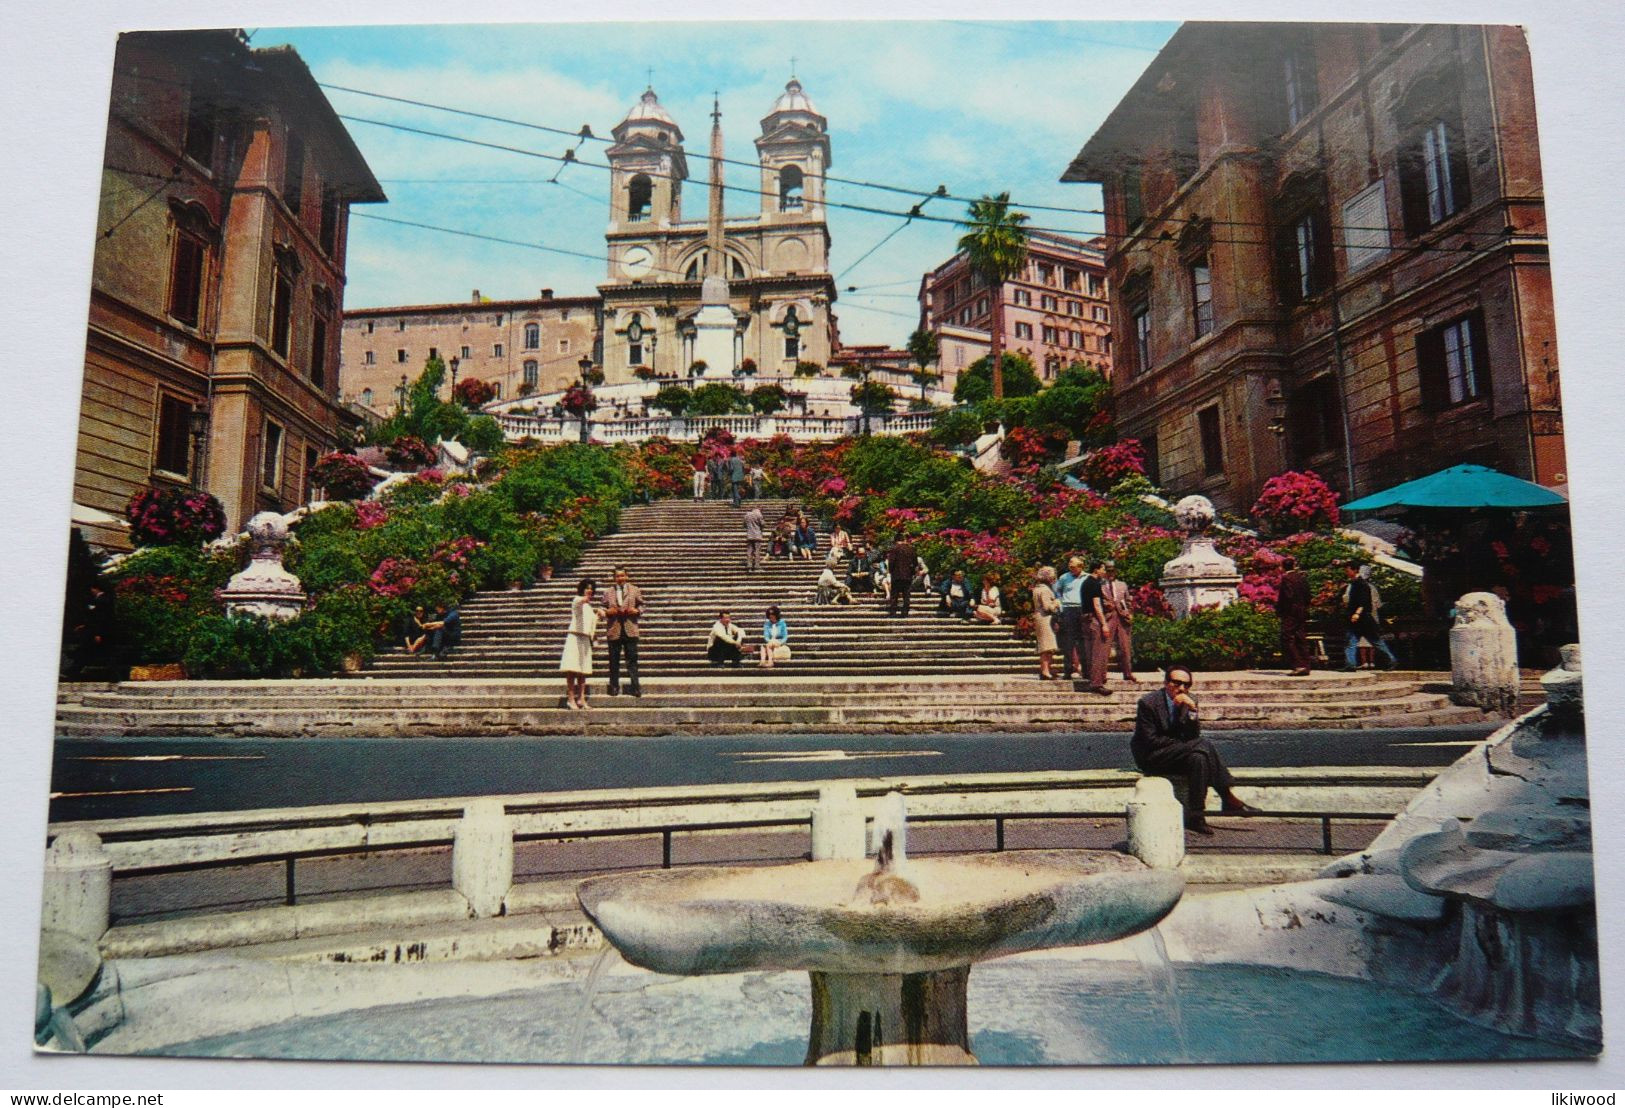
[
  {"xmin": 1063, "ymin": 22, "xmax": 1561, "ymax": 508},
  {"xmin": 338, "ymin": 291, "xmax": 599, "ymax": 414},
  {"xmin": 917, "ymin": 231, "xmax": 1113, "ymax": 386},
  {"xmin": 77, "ymin": 29, "xmax": 383, "ymax": 546},
  {"xmin": 598, "ymin": 81, "xmax": 838, "ymax": 383}
]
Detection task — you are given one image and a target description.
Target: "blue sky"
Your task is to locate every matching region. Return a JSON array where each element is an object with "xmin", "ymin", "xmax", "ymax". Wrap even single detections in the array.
[{"xmin": 260, "ymin": 20, "xmax": 1178, "ymax": 346}]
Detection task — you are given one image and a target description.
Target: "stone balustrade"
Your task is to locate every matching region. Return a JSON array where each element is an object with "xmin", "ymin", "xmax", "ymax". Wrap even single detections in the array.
[{"xmin": 493, "ymin": 409, "xmax": 937, "ymax": 443}]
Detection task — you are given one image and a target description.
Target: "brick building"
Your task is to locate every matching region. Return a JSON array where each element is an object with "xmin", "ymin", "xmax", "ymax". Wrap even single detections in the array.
[
  {"xmin": 1062, "ymin": 23, "xmax": 1561, "ymax": 510},
  {"xmin": 339, "ymin": 291, "xmax": 600, "ymax": 414},
  {"xmin": 917, "ymin": 231, "xmax": 1113, "ymax": 387},
  {"xmin": 77, "ymin": 29, "xmax": 383, "ymax": 546}
]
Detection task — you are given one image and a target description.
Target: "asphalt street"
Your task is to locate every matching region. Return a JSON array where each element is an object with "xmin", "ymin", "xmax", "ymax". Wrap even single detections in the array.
[{"xmin": 47, "ymin": 723, "xmax": 1498, "ymax": 823}]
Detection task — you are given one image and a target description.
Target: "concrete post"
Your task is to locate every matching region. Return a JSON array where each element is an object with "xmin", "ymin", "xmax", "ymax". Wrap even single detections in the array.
[
  {"xmin": 41, "ymin": 829, "xmax": 112, "ymax": 942},
  {"xmin": 1126, "ymin": 777, "xmax": 1185, "ymax": 870},
  {"xmin": 452, "ymin": 799, "xmax": 513, "ymax": 918},
  {"xmin": 1449, "ymin": 592, "xmax": 1521, "ymax": 716},
  {"xmin": 811, "ymin": 784, "xmax": 866, "ymax": 861}
]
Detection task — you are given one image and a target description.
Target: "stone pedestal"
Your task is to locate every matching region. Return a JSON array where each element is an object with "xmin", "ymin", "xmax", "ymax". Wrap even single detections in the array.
[
  {"xmin": 1159, "ymin": 496, "xmax": 1240, "ymax": 619},
  {"xmin": 219, "ymin": 512, "xmax": 306, "ymax": 621},
  {"xmin": 691, "ymin": 276, "xmax": 736, "ymax": 377},
  {"xmin": 41, "ymin": 829, "xmax": 111, "ymax": 942},
  {"xmin": 807, "ymin": 967, "xmax": 976, "ymax": 1065},
  {"xmin": 1126, "ymin": 777, "xmax": 1186, "ymax": 870},
  {"xmin": 812, "ymin": 784, "xmax": 865, "ymax": 861},
  {"xmin": 452, "ymin": 799, "xmax": 513, "ymax": 919},
  {"xmin": 1449, "ymin": 591, "xmax": 1520, "ymax": 716}
]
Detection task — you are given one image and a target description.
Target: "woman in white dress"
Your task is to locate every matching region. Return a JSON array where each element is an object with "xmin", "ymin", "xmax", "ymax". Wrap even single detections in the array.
[{"xmin": 559, "ymin": 577, "xmax": 601, "ymax": 710}]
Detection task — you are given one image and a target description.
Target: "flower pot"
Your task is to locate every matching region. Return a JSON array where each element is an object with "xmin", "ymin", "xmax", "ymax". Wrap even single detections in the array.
[
  {"xmin": 340, "ymin": 652, "xmax": 365, "ymax": 674},
  {"xmin": 128, "ymin": 663, "xmax": 186, "ymax": 682}
]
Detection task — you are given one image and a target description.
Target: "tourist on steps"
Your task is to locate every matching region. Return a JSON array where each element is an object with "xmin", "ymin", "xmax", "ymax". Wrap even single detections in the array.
[
  {"xmin": 938, "ymin": 569, "xmax": 973, "ymax": 619},
  {"xmin": 559, "ymin": 577, "xmax": 602, "ymax": 710},
  {"xmin": 793, "ymin": 511, "xmax": 817, "ymax": 560},
  {"xmin": 749, "ymin": 462, "xmax": 767, "ymax": 500},
  {"xmin": 424, "ymin": 602, "xmax": 461, "ymax": 661},
  {"xmin": 829, "ymin": 524, "xmax": 852, "ymax": 562},
  {"xmin": 743, "ymin": 504, "xmax": 765, "ymax": 572},
  {"xmin": 1276, "ymin": 555, "xmax": 1313, "ymax": 676},
  {"xmin": 816, "ymin": 557, "xmax": 852, "ymax": 605},
  {"xmin": 759, "ymin": 605, "xmax": 791, "ymax": 668},
  {"xmin": 401, "ymin": 605, "xmax": 429, "ymax": 655},
  {"xmin": 1079, "ymin": 560, "xmax": 1113, "ymax": 696},
  {"xmin": 706, "ymin": 610, "xmax": 746, "ymax": 665},
  {"xmin": 1103, "ymin": 561, "xmax": 1136, "ymax": 681},
  {"xmin": 707, "ymin": 453, "xmax": 726, "ymax": 500},
  {"xmin": 1031, "ymin": 566, "xmax": 1062, "ymax": 679},
  {"xmin": 728, "ymin": 450, "xmax": 747, "ymax": 508},
  {"xmin": 1342, "ymin": 564, "xmax": 1398, "ymax": 671},
  {"xmin": 1055, "ymin": 557, "xmax": 1088, "ymax": 679},
  {"xmin": 886, "ymin": 537, "xmax": 918, "ymax": 617},
  {"xmin": 1131, "ymin": 666, "xmax": 1257, "ymax": 835},
  {"xmin": 691, "ymin": 450, "xmax": 707, "ymax": 501},
  {"xmin": 603, "ymin": 566, "xmax": 645, "ymax": 697},
  {"xmin": 973, "ymin": 573, "xmax": 1004, "ymax": 624}
]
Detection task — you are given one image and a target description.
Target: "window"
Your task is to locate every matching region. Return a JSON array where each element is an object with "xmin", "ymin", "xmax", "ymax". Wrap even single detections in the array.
[
  {"xmin": 1014, "ymin": 322, "xmax": 1033, "ymax": 340},
  {"xmin": 365, "ymin": 321, "xmax": 374, "ymax": 334},
  {"xmin": 492, "ymin": 382, "xmax": 501, "ymax": 398},
  {"xmin": 944, "ymin": 283, "xmax": 957, "ymax": 308},
  {"xmin": 1289, "ymin": 375, "xmax": 1344, "ymax": 464},
  {"xmin": 183, "ymin": 87, "xmax": 215, "ymax": 168},
  {"xmin": 361, "ymin": 387, "xmax": 374, "ymax": 407},
  {"xmin": 493, "ymin": 343, "xmax": 504, "ymax": 358},
  {"xmin": 1418, "ymin": 311, "xmax": 1489, "ymax": 410},
  {"xmin": 303, "ymin": 446, "xmax": 318, "ymax": 504},
  {"xmin": 783, "ymin": 307, "xmax": 801, "ymax": 361},
  {"xmin": 397, "ymin": 319, "xmax": 406, "ymax": 332},
  {"xmin": 1041, "ymin": 325, "xmax": 1058, "ymax": 344},
  {"xmin": 1063, "ymin": 268, "xmax": 1080, "ymax": 291},
  {"xmin": 397, "ymin": 349, "xmax": 407, "ymax": 363},
  {"xmin": 1071, "ymin": 330, "xmax": 1083, "ymax": 349},
  {"xmin": 558, "ymin": 339, "xmax": 570, "ymax": 354},
  {"xmin": 1274, "ymin": 175, "xmax": 1333, "ymax": 305},
  {"xmin": 524, "ymin": 322, "xmax": 540, "ymax": 349},
  {"xmin": 627, "ymin": 174, "xmax": 653, "ymax": 221},
  {"xmin": 1040, "ymin": 294, "xmax": 1058, "ymax": 312},
  {"xmin": 1037, "ymin": 263, "xmax": 1055, "ymax": 286},
  {"xmin": 1190, "ymin": 259, "xmax": 1214, "ymax": 338},
  {"xmin": 1198, "ymin": 405, "xmax": 1224, "ymax": 477},
  {"xmin": 1122, "ymin": 166, "xmax": 1144, "ymax": 233},
  {"xmin": 1131, "ymin": 300, "xmax": 1152, "ymax": 376},
  {"xmin": 460, "ymin": 346, "xmax": 471, "ymax": 360},
  {"xmin": 1141, "ymin": 434, "xmax": 1160, "ymax": 486},
  {"xmin": 1093, "ymin": 305, "xmax": 1109, "ymax": 322},
  {"xmin": 976, "ymin": 297, "xmax": 988, "ymax": 317},
  {"xmin": 1088, "ymin": 275, "xmax": 1104, "ymax": 298},
  {"xmin": 779, "ymin": 165, "xmax": 805, "ymax": 211},
  {"xmin": 283, "ymin": 133, "xmax": 305, "ymax": 215},
  {"xmin": 155, "ymin": 394, "xmax": 192, "ymax": 476},
  {"xmin": 1397, "ymin": 76, "xmax": 1472, "ymax": 236},
  {"xmin": 493, "ymin": 314, "xmax": 504, "ymax": 326},
  {"xmin": 1067, "ymin": 300, "xmax": 1081, "ymax": 316},
  {"xmin": 626, "ymin": 313, "xmax": 645, "ymax": 365},
  {"xmin": 168, "ymin": 228, "xmax": 207, "ymax": 327},
  {"xmin": 523, "ymin": 360, "xmax": 539, "ymax": 388},
  {"xmin": 428, "ymin": 347, "xmax": 438, "ymax": 361},
  {"xmin": 310, "ymin": 313, "xmax": 328, "ymax": 388},
  {"xmin": 271, "ymin": 268, "xmax": 293, "ymax": 358},
  {"xmin": 319, "ymin": 189, "xmax": 340, "ymax": 256},
  {"xmin": 364, "ymin": 350, "xmax": 375, "ymax": 365},
  {"xmin": 1282, "ymin": 44, "xmax": 1319, "ymax": 130},
  {"xmin": 1012, "ymin": 289, "xmax": 1031, "ymax": 307},
  {"xmin": 263, "ymin": 421, "xmax": 284, "ymax": 489}
]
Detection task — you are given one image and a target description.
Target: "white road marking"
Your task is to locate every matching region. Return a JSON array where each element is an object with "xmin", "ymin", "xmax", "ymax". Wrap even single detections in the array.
[
  {"xmin": 50, "ymin": 787, "xmax": 195, "ymax": 799},
  {"xmin": 70, "ymin": 755, "xmax": 265, "ymax": 762},
  {"xmin": 735, "ymin": 749, "xmax": 942, "ymax": 763}
]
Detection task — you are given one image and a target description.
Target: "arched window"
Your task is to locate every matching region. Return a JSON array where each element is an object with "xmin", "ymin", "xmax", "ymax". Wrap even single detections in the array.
[
  {"xmin": 626, "ymin": 314, "xmax": 645, "ymax": 365},
  {"xmin": 1396, "ymin": 72, "xmax": 1471, "ymax": 236},
  {"xmin": 360, "ymin": 388, "xmax": 374, "ymax": 407},
  {"xmin": 524, "ymin": 322, "xmax": 540, "ymax": 349},
  {"xmin": 627, "ymin": 174, "xmax": 653, "ymax": 221},
  {"xmin": 779, "ymin": 165, "xmax": 805, "ymax": 211},
  {"xmin": 781, "ymin": 306, "xmax": 801, "ymax": 361},
  {"xmin": 523, "ymin": 360, "xmax": 539, "ymax": 387},
  {"xmin": 684, "ymin": 251, "xmax": 747, "ymax": 281}
]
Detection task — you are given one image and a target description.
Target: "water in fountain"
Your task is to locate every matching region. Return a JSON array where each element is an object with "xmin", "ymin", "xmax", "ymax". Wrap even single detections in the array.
[
  {"xmin": 566, "ymin": 944, "xmax": 622, "ymax": 1062},
  {"xmin": 1131, "ymin": 927, "xmax": 1189, "ymax": 1062}
]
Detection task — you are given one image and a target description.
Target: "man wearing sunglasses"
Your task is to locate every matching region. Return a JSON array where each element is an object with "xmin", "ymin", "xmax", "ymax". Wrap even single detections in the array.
[{"xmin": 1130, "ymin": 666, "xmax": 1256, "ymax": 835}]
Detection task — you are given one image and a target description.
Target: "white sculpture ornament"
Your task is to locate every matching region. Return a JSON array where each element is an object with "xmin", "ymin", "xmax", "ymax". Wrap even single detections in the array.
[
  {"xmin": 218, "ymin": 512, "xmax": 307, "ymax": 622},
  {"xmin": 1159, "ymin": 495, "xmax": 1241, "ymax": 619},
  {"xmin": 1449, "ymin": 590, "xmax": 1520, "ymax": 716}
]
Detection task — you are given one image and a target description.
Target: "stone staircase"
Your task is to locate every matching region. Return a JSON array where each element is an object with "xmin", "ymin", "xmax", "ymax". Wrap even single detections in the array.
[{"xmin": 53, "ymin": 498, "xmax": 1499, "ymax": 737}]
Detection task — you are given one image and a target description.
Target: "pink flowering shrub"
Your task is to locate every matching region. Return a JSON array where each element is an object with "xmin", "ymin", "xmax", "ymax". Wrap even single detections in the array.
[
  {"xmin": 818, "ymin": 477, "xmax": 847, "ymax": 497},
  {"xmin": 560, "ymin": 383, "xmax": 597, "ymax": 416},
  {"xmin": 1129, "ymin": 583, "xmax": 1173, "ymax": 618},
  {"xmin": 1000, "ymin": 425, "xmax": 1064, "ymax": 469},
  {"xmin": 125, "ymin": 486, "xmax": 227, "ymax": 547},
  {"xmin": 353, "ymin": 501, "xmax": 389, "ymax": 530},
  {"xmin": 309, "ymin": 452, "xmax": 377, "ymax": 501},
  {"xmin": 385, "ymin": 435, "xmax": 437, "ymax": 471},
  {"xmin": 1080, "ymin": 440, "xmax": 1147, "ymax": 491},
  {"xmin": 1250, "ymin": 470, "xmax": 1340, "ymax": 535}
]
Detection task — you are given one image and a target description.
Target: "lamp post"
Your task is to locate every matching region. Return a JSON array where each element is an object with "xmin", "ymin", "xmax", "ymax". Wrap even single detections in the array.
[
  {"xmin": 188, "ymin": 404, "xmax": 210, "ymax": 488},
  {"xmin": 397, "ymin": 373, "xmax": 409, "ymax": 415},
  {"xmin": 448, "ymin": 355, "xmax": 460, "ymax": 403},
  {"xmin": 648, "ymin": 332, "xmax": 658, "ymax": 377},
  {"xmin": 578, "ymin": 355, "xmax": 595, "ymax": 443}
]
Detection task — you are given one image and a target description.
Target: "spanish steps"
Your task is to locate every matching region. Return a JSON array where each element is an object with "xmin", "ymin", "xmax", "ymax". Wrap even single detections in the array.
[{"xmin": 55, "ymin": 497, "xmax": 1502, "ymax": 737}]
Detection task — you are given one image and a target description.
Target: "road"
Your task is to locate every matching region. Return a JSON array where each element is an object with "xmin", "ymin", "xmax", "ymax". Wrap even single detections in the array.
[{"xmin": 47, "ymin": 723, "xmax": 1498, "ymax": 823}]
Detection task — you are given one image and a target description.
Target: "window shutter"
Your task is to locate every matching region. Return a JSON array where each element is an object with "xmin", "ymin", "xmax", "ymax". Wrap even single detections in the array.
[
  {"xmin": 1398, "ymin": 138, "xmax": 1428, "ymax": 237},
  {"xmin": 1416, "ymin": 326, "xmax": 1447, "ymax": 411},
  {"xmin": 1467, "ymin": 310, "xmax": 1491, "ymax": 400},
  {"xmin": 1273, "ymin": 223, "xmax": 1299, "ymax": 305},
  {"xmin": 1447, "ymin": 120, "xmax": 1472, "ymax": 216},
  {"xmin": 1312, "ymin": 208, "xmax": 1335, "ymax": 292}
]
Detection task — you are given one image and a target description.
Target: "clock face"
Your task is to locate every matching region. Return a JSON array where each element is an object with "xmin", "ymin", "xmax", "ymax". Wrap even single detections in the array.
[{"xmin": 622, "ymin": 246, "xmax": 654, "ymax": 279}]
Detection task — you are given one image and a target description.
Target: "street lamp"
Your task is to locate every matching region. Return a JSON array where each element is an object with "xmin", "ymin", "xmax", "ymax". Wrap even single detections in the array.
[
  {"xmin": 188, "ymin": 404, "xmax": 210, "ymax": 488},
  {"xmin": 397, "ymin": 374, "xmax": 409, "ymax": 414},
  {"xmin": 448, "ymin": 355, "xmax": 460, "ymax": 402},
  {"xmin": 577, "ymin": 355, "xmax": 595, "ymax": 443},
  {"xmin": 648, "ymin": 332, "xmax": 658, "ymax": 376}
]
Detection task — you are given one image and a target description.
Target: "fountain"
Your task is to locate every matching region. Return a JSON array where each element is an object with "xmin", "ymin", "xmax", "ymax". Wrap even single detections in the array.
[{"xmin": 576, "ymin": 793, "xmax": 1185, "ymax": 1065}]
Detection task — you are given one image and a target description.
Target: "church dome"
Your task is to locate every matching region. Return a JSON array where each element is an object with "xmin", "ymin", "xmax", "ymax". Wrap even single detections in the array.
[
  {"xmin": 618, "ymin": 87, "xmax": 684, "ymax": 142},
  {"xmin": 764, "ymin": 78, "xmax": 825, "ymax": 128}
]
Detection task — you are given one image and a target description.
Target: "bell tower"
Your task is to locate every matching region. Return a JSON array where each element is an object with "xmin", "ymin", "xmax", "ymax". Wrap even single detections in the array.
[
  {"xmin": 756, "ymin": 77, "xmax": 831, "ymax": 224},
  {"xmin": 605, "ymin": 87, "xmax": 687, "ymax": 242}
]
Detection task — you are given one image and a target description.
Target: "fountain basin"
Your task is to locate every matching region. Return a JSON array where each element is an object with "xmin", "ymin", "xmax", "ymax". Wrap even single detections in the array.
[{"xmin": 577, "ymin": 850, "xmax": 1184, "ymax": 977}]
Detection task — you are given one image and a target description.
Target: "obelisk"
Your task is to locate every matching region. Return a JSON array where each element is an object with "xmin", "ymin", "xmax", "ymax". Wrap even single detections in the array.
[{"xmin": 691, "ymin": 95, "xmax": 737, "ymax": 378}]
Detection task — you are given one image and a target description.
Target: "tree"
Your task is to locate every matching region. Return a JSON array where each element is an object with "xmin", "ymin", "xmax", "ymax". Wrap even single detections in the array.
[
  {"xmin": 650, "ymin": 385, "xmax": 692, "ymax": 416},
  {"xmin": 1033, "ymin": 362, "xmax": 1114, "ymax": 443},
  {"xmin": 952, "ymin": 352, "xmax": 1041, "ymax": 405},
  {"xmin": 749, "ymin": 384, "xmax": 789, "ymax": 415},
  {"xmin": 957, "ymin": 193, "xmax": 1030, "ymax": 401},
  {"xmin": 849, "ymin": 379, "xmax": 898, "ymax": 423},
  {"xmin": 906, "ymin": 328, "xmax": 941, "ymax": 400},
  {"xmin": 689, "ymin": 382, "xmax": 750, "ymax": 416},
  {"xmin": 794, "ymin": 360, "xmax": 823, "ymax": 378}
]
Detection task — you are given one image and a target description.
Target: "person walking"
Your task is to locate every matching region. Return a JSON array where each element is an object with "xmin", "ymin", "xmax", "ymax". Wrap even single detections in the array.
[
  {"xmin": 728, "ymin": 450, "xmax": 747, "ymax": 509},
  {"xmin": 1342, "ymin": 564, "xmax": 1398, "ymax": 671},
  {"xmin": 749, "ymin": 462, "xmax": 767, "ymax": 500},
  {"xmin": 559, "ymin": 577, "xmax": 601, "ymax": 711},
  {"xmin": 706, "ymin": 610, "xmax": 746, "ymax": 665},
  {"xmin": 743, "ymin": 504, "xmax": 765, "ymax": 572},
  {"xmin": 1079, "ymin": 560, "xmax": 1112, "ymax": 695},
  {"xmin": 1031, "ymin": 566, "xmax": 1062, "ymax": 679},
  {"xmin": 691, "ymin": 450, "xmax": 708, "ymax": 501},
  {"xmin": 759, "ymin": 605, "xmax": 791, "ymax": 668},
  {"xmin": 1103, "ymin": 561, "xmax": 1135, "ymax": 681},
  {"xmin": 886, "ymin": 538, "xmax": 918, "ymax": 617},
  {"xmin": 1276, "ymin": 555, "xmax": 1313, "ymax": 676},
  {"xmin": 706, "ymin": 452, "xmax": 726, "ymax": 501},
  {"xmin": 1055, "ymin": 556, "xmax": 1087, "ymax": 679},
  {"xmin": 1131, "ymin": 666, "xmax": 1257, "ymax": 835},
  {"xmin": 603, "ymin": 566, "xmax": 645, "ymax": 697}
]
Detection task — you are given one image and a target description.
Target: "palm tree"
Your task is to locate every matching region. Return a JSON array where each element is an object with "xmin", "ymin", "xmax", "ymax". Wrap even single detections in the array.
[
  {"xmin": 957, "ymin": 193, "xmax": 1031, "ymax": 401},
  {"xmin": 906, "ymin": 328, "xmax": 941, "ymax": 401}
]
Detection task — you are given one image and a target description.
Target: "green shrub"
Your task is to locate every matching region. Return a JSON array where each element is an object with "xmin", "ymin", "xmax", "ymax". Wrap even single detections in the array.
[{"xmin": 1132, "ymin": 602, "xmax": 1282, "ymax": 672}]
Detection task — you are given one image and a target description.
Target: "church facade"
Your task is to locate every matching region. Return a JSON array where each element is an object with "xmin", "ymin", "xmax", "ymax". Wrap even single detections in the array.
[{"xmin": 598, "ymin": 80, "xmax": 838, "ymax": 385}]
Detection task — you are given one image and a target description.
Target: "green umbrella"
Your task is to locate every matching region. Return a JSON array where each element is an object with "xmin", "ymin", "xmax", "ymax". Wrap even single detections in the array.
[{"xmin": 1342, "ymin": 464, "xmax": 1567, "ymax": 512}]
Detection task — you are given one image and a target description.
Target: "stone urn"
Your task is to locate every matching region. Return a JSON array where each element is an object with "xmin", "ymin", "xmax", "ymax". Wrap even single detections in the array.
[
  {"xmin": 1158, "ymin": 495, "xmax": 1241, "ymax": 619},
  {"xmin": 218, "ymin": 512, "xmax": 306, "ymax": 621},
  {"xmin": 1449, "ymin": 591, "xmax": 1520, "ymax": 715}
]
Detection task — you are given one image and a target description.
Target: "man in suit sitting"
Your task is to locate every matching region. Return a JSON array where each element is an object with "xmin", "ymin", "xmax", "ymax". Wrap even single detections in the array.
[{"xmin": 1130, "ymin": 666, "xmax": 1256, "ymax": 835}]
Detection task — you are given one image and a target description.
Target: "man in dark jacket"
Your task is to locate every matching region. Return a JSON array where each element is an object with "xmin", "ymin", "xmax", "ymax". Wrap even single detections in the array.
[
  {"xmin": 1342, "ymin": 564, "xmax": 1398, "ymax": 671},
  {"xmin": 1130, "ymin": 666, "xmax": 1255, "ymax": 834},
  {"xmin": 886, "ymin": 539, "xmax": 918, "ymax": 617},
  {"xmin": 728, "ymin": 451, "xmax": 747, "ymax": 508},
  {"xmin": 1275, "ymin": 556, "xmax": 1313, "ymax": 676}
]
